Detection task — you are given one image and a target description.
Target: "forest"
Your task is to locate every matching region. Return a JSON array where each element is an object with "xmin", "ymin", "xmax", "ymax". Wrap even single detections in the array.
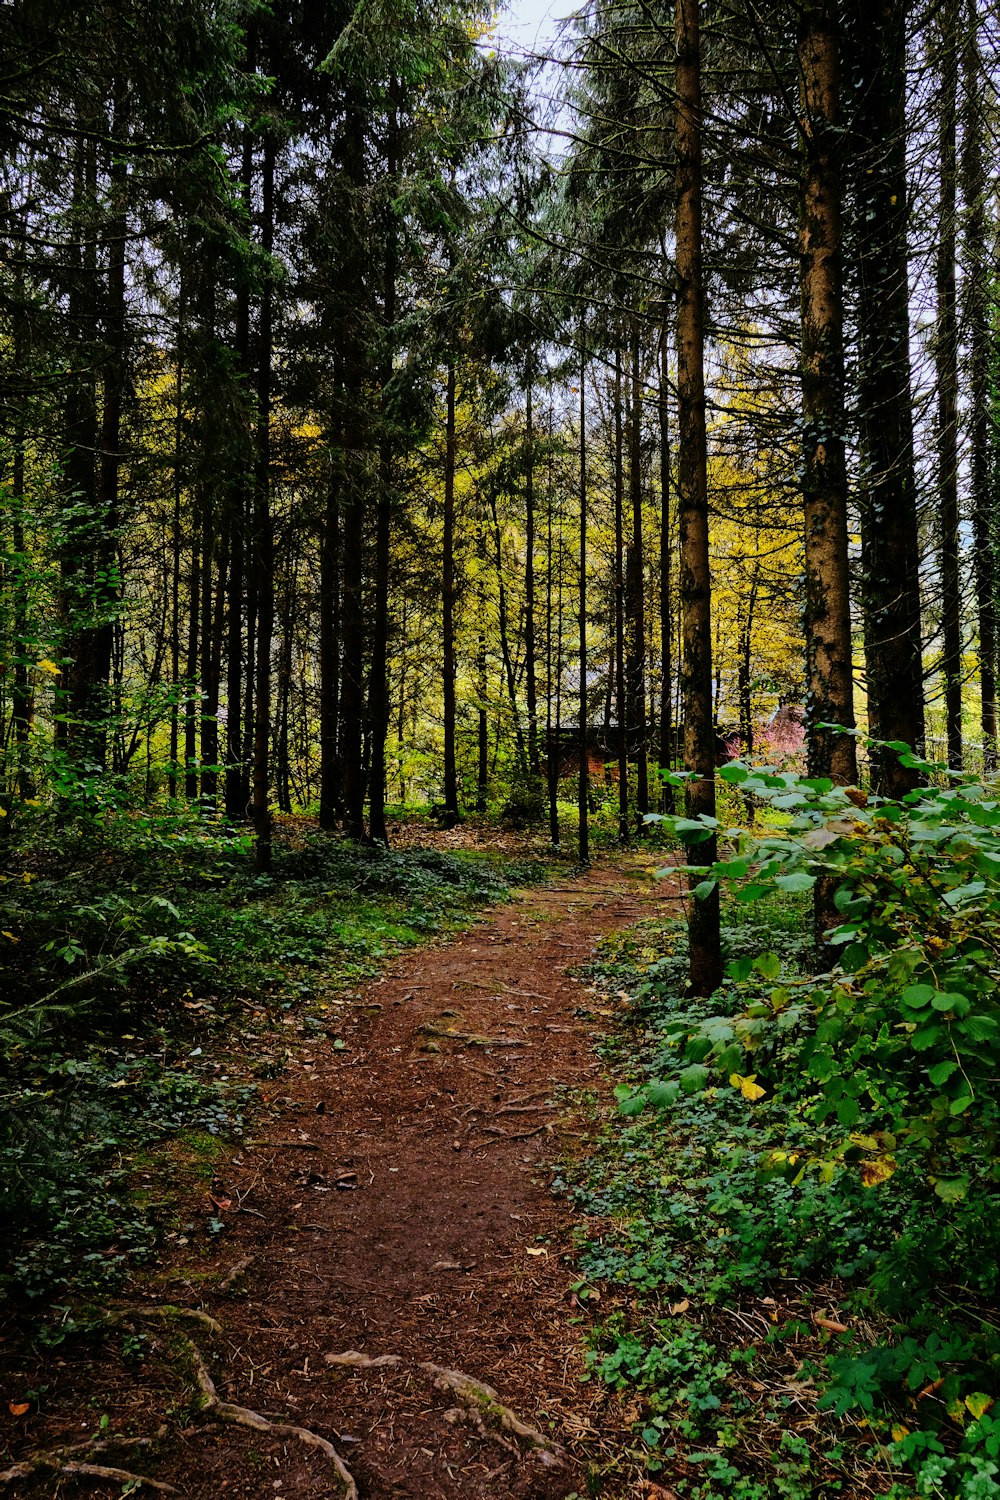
[{"xmin": 2, "ymin": 0, "xmax": 1000, "ymax": 1496}]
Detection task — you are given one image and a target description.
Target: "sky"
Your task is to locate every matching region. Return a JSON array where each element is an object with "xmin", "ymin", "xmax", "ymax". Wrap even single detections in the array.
[{"xmin": 492, "ymin": 0, "xmax": 573, "ymax": 61}]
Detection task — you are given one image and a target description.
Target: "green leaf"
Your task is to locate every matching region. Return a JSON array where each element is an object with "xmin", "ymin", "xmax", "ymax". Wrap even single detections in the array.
[
  {"xmin": 679, "ymin": 1063, "xmax": 711, "ymax": 1094},
  {"xmin": 616, "ymin": 1088, "xmax": 647, "ymax": 1117},
  {"xmin": 902, "ymin": 984, "xmax": 936, "ymax": 1009},
  {"xmin": 958, "ymin": 1014, "xmax": 998, "ymax": 1042},
  {"xmin": 734, "ymin": 883, "xmax": 768, "ymax": 903},
  {"xmin": 943, "ymin": 881, "xmax": 987, "ymax": 907},
  {"xmin": 931, "ymin": 991, "xmax": 967, "ymax": 1013},
  {"xmin": 840, "ymin": 942, "xmax": 868, "ymax": 973},
  {"xmin": 718, "ymin": 764, "xmax": 748, "ymax": 784},
  {"xmin": 911, "ymin": 1026, "xmax": 944, "ymax": 1051},
  {"xmin": 949, "ymin": 1095, "xmax": 974, "ymax": 1116},
  {"xmin": 648, "ymin": 1080, "xmax": 680, "ymax": 1108},
  {"xmin": 927, "ymin": 1060, "xmax": 958, "ymax": 1087},
  {"xmin": 933, "ymin": 1176, "xmax": 969, "ymax": 1203},
  {"xmin": 774, "ymin": 871, "xmax": 816, "ymax": 893},
  {"xmin": 727, "ymin": 956, "xmax": 754, "ymax": 982},
  {"xmin": 754, "ymin": 952, "xmax": 781, "ymax": 981},
  {"xmin": 692, "ymin": 879, "xmax": 717, "ymax": 901}
]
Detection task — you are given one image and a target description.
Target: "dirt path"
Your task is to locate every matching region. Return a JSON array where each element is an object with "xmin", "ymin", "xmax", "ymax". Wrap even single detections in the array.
[{"xmin": 8, "ymin": 854, "xmax": 679, "ymax": 1499}]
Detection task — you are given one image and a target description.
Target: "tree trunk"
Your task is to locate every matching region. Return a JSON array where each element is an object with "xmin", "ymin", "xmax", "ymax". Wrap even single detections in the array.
[
  {"xmin": 525, "ymin": 357, "xmax": 539, "ymax": 773},
  {"xmin": 252, "ymin": 139, "xmax": 276, "ymax": 874},
  {"xmin": 578, "ymin": 331, "xmax": 589, "ymax": 868},
  {"xmin": 799, "ymin": 0, "xmax": 858, "ymax": 794},
  {"xmin": 442, "ymin": 360, "xmax": 459, "ymax": 817},
  {"xmin": 368, "ymin": 89, "xmax": 399, "ymax": 847},
  {"xmin": 936, "ymin": 0, "xmax": 961, "ymax": 771},
  {"xmin": 658, "ymin": 323, "xmax": 675, "ymax": 812},
  {"xmin": 849, "ymin": 0, "xmax": 924, "ymax": 796},
  {"xmin": 675, "ymin": 0, "xmax": 721, "ymax": 995},
  {"xmin": 225, "ymin": 131, "xmax": 253, "ymax": 824},
  {"xmin": 961, "ymin": 0, "xmax": 995, "ymax": 768},
  {"xmin": 614, "ymin": 346, "xmax": 629, "ymax": 840},
  {"xmin": 628, "ymin": 324, "xmax": 648, "ymax": 818},
  {"xmin": 319, "ymin": 412, "xmax": 343, "ymax": 829}
]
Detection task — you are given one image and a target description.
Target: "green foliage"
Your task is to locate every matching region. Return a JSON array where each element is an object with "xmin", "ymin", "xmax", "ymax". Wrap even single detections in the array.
[
  {"xmin": 565, "ymin": 749, "xmax": 1000, "ymax": 1495},
  {"xmin": 0, "ymin": 810, "xmax": 547, "ymax": 1301}
]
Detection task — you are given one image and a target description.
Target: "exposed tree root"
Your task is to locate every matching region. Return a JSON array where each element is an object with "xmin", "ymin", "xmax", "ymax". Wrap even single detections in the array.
[
  {"xmin": 472, "ymin": 1124, "xmax": 549, "ymax": 1148},
  {"xmin": 120, "ymin": 1305, "xmax": 222, "ymax": 1335},
  {"xmin": 419, "ymin": 1361, "xmax": 567, "ymax": 1467},
  {"xmin": 9, "ymin": 1305, "xmax": 359, "ymax": 1498},
  {"xmin": 177, "ymin": 1331, "xmax": 358, "ymax": 1497},
  {"xmin": 324, "ymin": 1350, "xmax": 404, "ymax": 1369},
  {"xmin": 417, "ymin": 1020, "xmax": 524, "ymax": 1048},
  {"xmin": 218, "ymin": 1255, "xmax": 254, "ymax": 1295},
  {"xmin": 0, "ymin": 1455, "xmax": 179, "ymax": 1493}
]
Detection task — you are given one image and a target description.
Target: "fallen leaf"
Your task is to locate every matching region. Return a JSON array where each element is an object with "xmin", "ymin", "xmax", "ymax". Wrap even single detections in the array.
[
  {"xmin": 8, "ymin": 1402, "xmax": 29, "ymax": 1416},
  {"xmin": 813, "ymin": 1313, "xmax": 848, "ymax": 1334},
  {"xmin": 729, "ymin": 1072, "xmax": 766, "ymax": 1102},
  {"xmin": 526, "ymin": 1247, "xmax": 548, "ymax": 1257},
  {"xmin": 669, "ymin": 1299, "xmax": 690, "ymax": 1316}
]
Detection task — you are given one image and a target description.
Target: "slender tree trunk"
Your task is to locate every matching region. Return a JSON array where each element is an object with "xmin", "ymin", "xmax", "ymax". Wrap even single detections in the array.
[
  {"xmin": 578, "ymin": 331, "xmax": 589, "ymax": 868},
  {"xmin": 339, "ymin": 103, "xmax": 369, "ymax": 841},
  {"xmin": 184, "ymin": 522, "xmax": 200, "ymax": 800},
  {"xmin": 936, "ymin": 0, "xmax": 962, "ymax": 771},
  {"xmin": 546, "ymin": 478, "xmax": 559, "ymax": 845},
  {"xmin": 658, "ymin": 323, "xmax": 675, "ymax": 812},
  {"xmin": 737, "ymin": 574, "xmax": 758, "ymax": 754},
  {"xmin": 477, "ymin": 531, "xmax": 489, "ymax": 814},
  {"xmin": 368, "ymin": 90, "xmax": 399, "ymax": 846},
  {"xmin": 489, "ymin": 493, "xmax": 528, "ymax": 768},
  {"xmin": 252, "ymin": 139, "xmax": 276, "ymax": 874},
  {"xmin": 442, "ymin": 360, "xmax": 460, "ymax": 818},
  {"xmin": 849, "ymin": 0, "xmax": 924, "ymax": 796},
  {"xmin": 319, "ymin": 418, "xmax": 343, "ymax": 829},
  {"xmin": 798, "ymin": 0, "xmax": 857, "ymax": 789},
  {"xmin": 225, "ymin": 132, "xmax": 253, "ymax": 823},
  {"xmin": 614, "ymin": 346, "xmax": 628, "ymax": 840},
  {"xmin": 676, "ymin": 0, "xmax": 721, "ymax": 995},
  {"xmin": 628, "ymin": 324, "xmax": 648, "ymax": 817},
  {"xmin": 169, "ymin": 281, "xmax": 184, "ymax": 799},
  {"xmin": 961, "ymin": 0, "xmax": 995, "ymax": 768},
  {"xmin": 525, "ymin": 358, "xmax": 539, "ymax": 773}
]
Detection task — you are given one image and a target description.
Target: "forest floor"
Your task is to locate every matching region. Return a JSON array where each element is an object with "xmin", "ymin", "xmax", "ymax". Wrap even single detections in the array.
[{"xmin": 1, "ymin": 844, "xmax": 681, "ymax": 1499}]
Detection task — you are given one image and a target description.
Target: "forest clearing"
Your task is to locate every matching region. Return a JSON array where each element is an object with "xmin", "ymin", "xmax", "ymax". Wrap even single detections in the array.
[{"xmin": 4, "ymin": 0, "xmax": 1000, "ymax": 1495}]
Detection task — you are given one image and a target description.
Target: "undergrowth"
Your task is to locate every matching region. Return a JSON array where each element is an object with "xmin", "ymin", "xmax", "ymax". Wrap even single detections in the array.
[
  {"xmin": 0, "ymin": 808, "xmax": 548, "ymax": 1305},
  {"xmin": 565, "ymin": 885, "xmax": 1000, "ymax": 1499}
]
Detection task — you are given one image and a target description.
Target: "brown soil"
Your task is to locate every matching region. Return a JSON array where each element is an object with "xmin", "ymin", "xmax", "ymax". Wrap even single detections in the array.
[{"xmin": 2, "ymin": 853, "xmax": 681, "ymax": 1500}]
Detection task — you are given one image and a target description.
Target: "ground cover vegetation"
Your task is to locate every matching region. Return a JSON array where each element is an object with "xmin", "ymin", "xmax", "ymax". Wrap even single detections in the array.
[{"xmin": 2, "ymin": 0, "xmax": 1000, "ymax": 1491}]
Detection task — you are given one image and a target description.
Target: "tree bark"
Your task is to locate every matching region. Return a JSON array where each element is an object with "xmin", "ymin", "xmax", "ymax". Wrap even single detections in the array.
[
  {"xmin": 961, "ymin": 0, "xmax": 996, "ymax": 769},
  {"xmin": 628, "ymin": 324, "xmax": 648, "ymax": 818},
  {"xmin": 613, "ymin": 346, "xmax": 629, "ymax": 840},
  {"xmin": 442, "ymin": 360, "xmax": 459, "ymax": 818},
  {"xmin": 658, "ymin": 323, "xmax": 675, "ymax": 813},
  {"xmin": 798, "ymin": 0, "xmax": 857, "ymax": 789},
  {"xmin": 524, "ymin": 357, "xmax": 539, "ymax": 774},
  {"xmin": 252, "ymin": 138, "xmax": 276, "ymax": 874},
  {"xmin": 675, "ymin": 0, "xmax": 721, "ymax": 995},
  {"xmin": 936, "ymin": 0, "xmax": 961, "ymax": 771},
  {"xmin": 849, "ymin": 0, "xmax": 924, "ymax": 796},
  {"xmin": 578, "ymin": 331, "xmax": 589, "ymax": 868}
]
